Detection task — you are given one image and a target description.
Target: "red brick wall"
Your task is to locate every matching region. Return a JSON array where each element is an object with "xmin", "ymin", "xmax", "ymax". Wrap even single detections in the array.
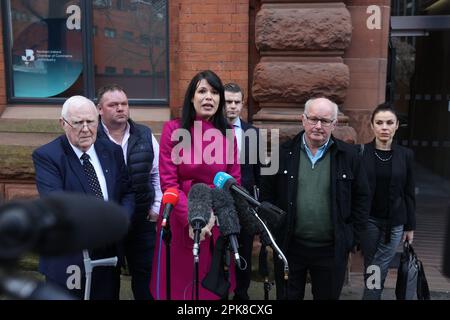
[
  {"xmin": 169, "ymin": 0, "xmax": 249, "ymax": 118},
  {"xmin": 0, "ymin": 13, "xmax": 7, "ymax": 110}
]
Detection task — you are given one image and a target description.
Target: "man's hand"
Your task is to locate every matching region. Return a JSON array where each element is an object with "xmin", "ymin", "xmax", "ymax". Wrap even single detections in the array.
[{"xmin": 147, "ymin": 210, "xmax": 159, "ymax": 222}]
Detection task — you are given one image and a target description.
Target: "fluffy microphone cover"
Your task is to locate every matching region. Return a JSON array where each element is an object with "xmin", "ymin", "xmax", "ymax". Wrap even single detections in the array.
[
  {"xmin": 187, "ymin": 183, "xmax": 212, "ymax": 227},
  {"xmin": 211, "ymin": 188, "xmax": 240, "ymax": 235}
]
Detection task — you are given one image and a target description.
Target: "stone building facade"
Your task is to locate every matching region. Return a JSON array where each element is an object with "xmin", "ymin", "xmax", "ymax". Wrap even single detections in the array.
[{"xmin": 0, "ymin": 0, "xmax": 389, "ymax": 201}]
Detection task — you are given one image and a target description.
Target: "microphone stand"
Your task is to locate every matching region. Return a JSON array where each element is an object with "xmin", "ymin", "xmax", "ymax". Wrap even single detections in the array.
[
  {"xmin": 248, "ymin": 207, "xmax": 289, "ymax": 300},
  {"xmin": 82, "ymin": 249, "xmax": 118, "ymax": 300},
  {"xmin": 162, "ymin": 220, "xmax": 172, "ymax": 300},
  {"xmin": 192, "ymin": 227, "xmax": 201, "ymax": 300},
  {"xmin": 194, "ymin": 255, "xmax": 199, "ymax": 300},
  {"xmin": 223, "ymin": 245, "xmax": 230, "ymax": 300},
  {"xmin": 258, "ymin": 244, "xmax": 272, "ymax": 300}
]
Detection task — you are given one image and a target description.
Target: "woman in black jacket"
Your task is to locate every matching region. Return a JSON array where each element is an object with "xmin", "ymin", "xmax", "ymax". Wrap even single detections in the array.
[{"xmin": 361, "ymin": 103, "xmax": 416, "ymax": 300}]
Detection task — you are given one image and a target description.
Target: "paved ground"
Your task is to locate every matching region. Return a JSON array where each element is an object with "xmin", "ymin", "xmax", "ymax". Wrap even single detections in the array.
[{"xmin": 117, "ymin": 276, "xmax": 450, "ymax": 300}]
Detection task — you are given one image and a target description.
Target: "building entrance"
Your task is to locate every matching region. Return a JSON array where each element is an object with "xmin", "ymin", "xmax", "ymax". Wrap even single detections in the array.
[{"xmin": 385, "ymin": 1, "xmax": 450, "ymax": 294}]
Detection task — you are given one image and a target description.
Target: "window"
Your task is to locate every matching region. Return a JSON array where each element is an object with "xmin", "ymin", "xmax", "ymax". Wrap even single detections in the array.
[
  {"xmin": 123, "ymin": 31, "xmax": 134, "ymax": 41},
  {"xmin": 93, "ymin": 0, "xmax": 112, "ymax": 8},
  {"xmin": 2, "ymin": 0, "xmax": 169, "ymax": 104},
  {"xmin": 139, "ymin": 34, "xmax": 151, "ymax": 47},
  {"xmin": 105, "ymin": 66, "xmax": 116, "ymax": 74},
  {"xmin": 116, "ymin": 0, "xmax": 125, "ymax": 10},
  {"xmin": 104, "ymin": 28, "xmax": 116, "ymax": 38},
  {"xmin": 154, "ymin": 36, "xmax": 163, "ymax": 47}
]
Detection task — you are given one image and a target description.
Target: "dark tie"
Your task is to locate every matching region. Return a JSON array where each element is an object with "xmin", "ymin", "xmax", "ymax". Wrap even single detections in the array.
[{"xmin": 80, "ymin": 153, "xmax": 104, "ymax": 199}]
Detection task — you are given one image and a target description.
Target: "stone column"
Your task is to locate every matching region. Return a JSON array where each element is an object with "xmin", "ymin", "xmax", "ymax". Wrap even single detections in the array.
[
  {"xmin": 344, "ymin": 0, "xmax": 391, "ymax": 143},
  {"xmin": 251, "ymin": 2, "xmax": 357, "ymax": 143}
]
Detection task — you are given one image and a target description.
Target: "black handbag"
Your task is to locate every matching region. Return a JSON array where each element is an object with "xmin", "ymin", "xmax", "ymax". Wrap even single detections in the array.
[{"xmin": 395, "ymin": 241, "xmax": 430, "ymax": 300}]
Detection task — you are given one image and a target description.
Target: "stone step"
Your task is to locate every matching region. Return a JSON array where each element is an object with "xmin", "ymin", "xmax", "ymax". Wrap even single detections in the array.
[
  {"xmin": 0, "ymin": 118, "xmax": 62, "ymax": 134},
  {"xmin": 0, "ymin": 119, "xmax": 167, "ymax": 180},
  {"xmin": 0, "ymin": 118, "xmax": 165, "ymax": 148},
  {"xmin": 0, "ymin": 118, "xmax": 165, "ymax": 135}
]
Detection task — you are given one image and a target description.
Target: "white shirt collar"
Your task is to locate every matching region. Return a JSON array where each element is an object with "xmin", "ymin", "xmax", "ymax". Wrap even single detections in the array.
[
  {"xmin": 69, "ymin": 141, "xmax": 96, "ymax": 161},
  {"xmin": 101, "ymin": 121, "xmax": 130, "ymax": 145},
  {"xmin": 232, "ymin": 117, "xmax": 242, "ymax": 128}
]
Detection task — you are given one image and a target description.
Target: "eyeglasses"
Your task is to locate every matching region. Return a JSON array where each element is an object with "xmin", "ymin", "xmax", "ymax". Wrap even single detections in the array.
[
  {"xmin": 62, "ymin": 117, "xmax": 97, "ymax": 130},
  {"xmin": 303, "ymin": 114, "xmax": 335, "ymax": 127}
]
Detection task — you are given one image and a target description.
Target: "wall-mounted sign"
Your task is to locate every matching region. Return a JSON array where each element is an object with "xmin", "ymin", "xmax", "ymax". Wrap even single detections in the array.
[{"xmin": 11, "ymin": 1, "xmax": 82, "ymax": 98}]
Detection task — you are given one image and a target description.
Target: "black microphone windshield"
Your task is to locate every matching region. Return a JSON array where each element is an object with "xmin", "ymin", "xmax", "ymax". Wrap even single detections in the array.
[
  {"xmin": 0, "ymin": 193, "xmax": 129, "ymax": 260},
  {"xmin": 232, "ymin": 192, "xmax": 263, "ymax": 235},
  {"xmin": 187, "ymin": 183, "xmax": 212, "ymax": 229},
  {"xmin": 257, "ymin": 201, "xmax": 286, "ymax": 231},
  {"xmin": 211, "ymin": 188, "xmax": 240, "ymax": 236}
]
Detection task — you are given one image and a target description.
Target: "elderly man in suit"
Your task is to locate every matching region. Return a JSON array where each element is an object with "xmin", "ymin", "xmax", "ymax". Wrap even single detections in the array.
[
  {"xmin": 32, "ymin": 95, "xmax": 134, "ymax": 300},
  {"xmin": 224, "ymin": 83, "xmax": 261, "ymax": 300}
]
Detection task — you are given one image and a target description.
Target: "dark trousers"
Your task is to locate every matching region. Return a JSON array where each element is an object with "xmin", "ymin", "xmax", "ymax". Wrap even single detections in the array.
[
  {"xmin": 124, "ymin": 220, "xmax": 156, "ymax": 300},
  {"xmin": 285, "ymin": 242, "xmax": 346, "ymax": 300},
  {"xmin": 234, "ymin": 229, "xmax": 254, "ymax": 300},
  {"xmin": 89, "ymin": 265, "xmax": 121, "ymax": 299},
  {"xmin": 46, "ymin": 265, "xmax": 121, "ymax": 300}
]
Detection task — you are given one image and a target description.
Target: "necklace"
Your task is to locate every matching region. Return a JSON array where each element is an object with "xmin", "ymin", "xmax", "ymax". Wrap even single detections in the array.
[{"xmin": 374, "ymin": 150, "xmax": 392, "ymax": 162}]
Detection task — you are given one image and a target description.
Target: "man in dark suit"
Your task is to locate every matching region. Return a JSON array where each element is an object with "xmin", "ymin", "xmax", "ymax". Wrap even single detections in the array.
[
  {"xmin": 224, "ymin": 83, "xmax": 261, "ymax": 300},
  {"xmin": 32, "ymin": 95, "xmax": 134, "ymax": 299}
]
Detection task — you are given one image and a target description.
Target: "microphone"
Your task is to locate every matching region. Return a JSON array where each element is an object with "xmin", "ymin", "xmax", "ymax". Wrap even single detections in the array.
[
  {"xmin": 231, "ymin": 191, "xmax": 271, "ymax": 247},
  {"xmin": 161, "ymin": 188, "xmax": 179, "ymax": 228},
  {"xmin": 187, "ymin": 183, "xmax": 213, "ymax": 259},
  {"xmin": 213, "ymin": 172, "xmax": 286, "ymax": 230},
  {"xmin": 0, "ymin": 193, "xmax": 129, "ymax": 261},
  {"xmin": 232, "ymin": 190, "xmax": 263, "ymax": 235},
  {"xmin": 211, "ymin": 188, "xmax": 241, "ymax": 269},
  {"xmin": 214, "ymin": 172, "xmax": 259, "ymax": 206}
]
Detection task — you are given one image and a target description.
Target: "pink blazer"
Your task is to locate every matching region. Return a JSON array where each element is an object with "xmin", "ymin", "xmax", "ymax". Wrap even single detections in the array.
[{"xmin": 151, "ymin": 118, "xmax": 241, "ymax": 300}]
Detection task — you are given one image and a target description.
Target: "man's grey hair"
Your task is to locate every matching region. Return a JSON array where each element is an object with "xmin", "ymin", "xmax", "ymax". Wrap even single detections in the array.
[
  {"xmin": 304, "ymin": 97, "xmax": 339, "ymax": 120},
  {"xmin": 61, "ymin": 95, "xmax": 98, "ymax": 118}
]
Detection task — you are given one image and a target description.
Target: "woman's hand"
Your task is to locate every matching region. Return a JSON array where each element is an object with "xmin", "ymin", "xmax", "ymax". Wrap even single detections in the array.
[
  {"xmin": 189, "ymin": 210, "xmax": 216, "ymax": 242},
  {"xmin": 403, "ymin": 230, "xmax": 414, "ymax": 244}
]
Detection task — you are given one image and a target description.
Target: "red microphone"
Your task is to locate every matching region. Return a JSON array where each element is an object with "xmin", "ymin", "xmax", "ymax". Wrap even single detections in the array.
[{"xmin": 161, "ymin": 188, "xmax": 179, "ymax": 228}]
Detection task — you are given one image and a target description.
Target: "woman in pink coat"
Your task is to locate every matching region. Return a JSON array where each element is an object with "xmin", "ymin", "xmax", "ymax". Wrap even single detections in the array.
[{"xmin": 151, "ymin": 70, "xmax": 241, "ymax": 300}]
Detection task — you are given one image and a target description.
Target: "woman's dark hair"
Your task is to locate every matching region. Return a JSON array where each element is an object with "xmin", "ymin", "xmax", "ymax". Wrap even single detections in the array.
[
  {"xmin": 181, "ymin": 70, "xmax": 228, "ymax": 136},
  {"xmin": 370, "ymin": 102, "xmax": 399, "ymax": 124}
]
